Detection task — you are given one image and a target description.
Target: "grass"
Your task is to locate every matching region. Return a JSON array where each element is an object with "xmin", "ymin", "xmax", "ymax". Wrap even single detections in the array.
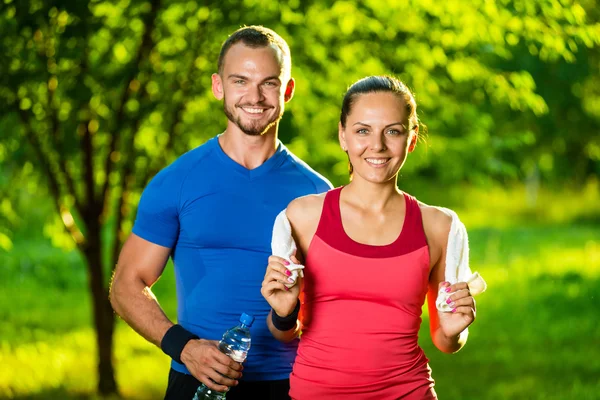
[{"xmin": 1, "ymin": 183, "xmax": 599, "ymax": 399}]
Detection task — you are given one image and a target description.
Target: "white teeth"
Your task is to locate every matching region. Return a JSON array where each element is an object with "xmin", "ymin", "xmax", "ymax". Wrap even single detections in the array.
[
  {"xmin": 366, "ymin": 158, "xmax": 388, "ymax": 165},
  {"xmin": 243, "ymin": 108, "xmax": 264, "ymax": 114}
]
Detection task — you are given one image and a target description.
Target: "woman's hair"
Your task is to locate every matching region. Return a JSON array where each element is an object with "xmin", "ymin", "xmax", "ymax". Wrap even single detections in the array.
[
  {"xmin": 339, "ymin": 76, "xmax": 421, "ymax": 179},
  {"xmin": 340, "ymin": 75, "xmax": 419, "ymax": 130}
]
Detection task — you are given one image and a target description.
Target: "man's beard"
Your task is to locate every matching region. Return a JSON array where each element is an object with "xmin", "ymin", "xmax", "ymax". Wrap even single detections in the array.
[{"xmin": 223, "ymin": 100, "xmax": 283, "ymax": 136}]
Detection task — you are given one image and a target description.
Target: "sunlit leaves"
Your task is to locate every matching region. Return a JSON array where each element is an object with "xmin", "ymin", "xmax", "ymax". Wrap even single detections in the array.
[
  {"xmin": 1, "ymin": 0, "xmax": 599, "ymax": 248},
  {"xmin": 43, "ymin": 215, "xmax": 77, "ymax": 251}
]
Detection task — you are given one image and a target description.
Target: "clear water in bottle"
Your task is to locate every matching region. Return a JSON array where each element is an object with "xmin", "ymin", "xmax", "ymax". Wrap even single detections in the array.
[{"xmin": 192, "ymin": 313, "xmax": 254, "ymax": 400}]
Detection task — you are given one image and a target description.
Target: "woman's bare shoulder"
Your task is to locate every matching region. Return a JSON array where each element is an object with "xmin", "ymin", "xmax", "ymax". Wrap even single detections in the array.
[
  {"xmin": 286, "ymin": 192, "xmax": 327, "ymax": 224},
  {"xmin": 418, "ymin": 201, "xmax": 452, "ymax": 246}
]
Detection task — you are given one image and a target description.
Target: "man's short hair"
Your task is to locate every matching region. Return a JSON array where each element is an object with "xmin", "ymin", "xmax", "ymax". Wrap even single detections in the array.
[{"xmin": 217, "ymin": 25, "xmax": 292, "ymax": 77}]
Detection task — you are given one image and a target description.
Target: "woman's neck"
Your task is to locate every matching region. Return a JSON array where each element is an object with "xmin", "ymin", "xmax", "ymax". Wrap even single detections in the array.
[{"xmin": 342, "ymin": 178, "xmax": 402, "ymax": 212}]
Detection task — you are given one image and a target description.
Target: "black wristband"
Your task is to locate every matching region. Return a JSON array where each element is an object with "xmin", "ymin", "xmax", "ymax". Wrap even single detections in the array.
[
  {"xmin": 160, "ymin": 324, "xmax": 199, "ymax": 364},
  {"xmin": 271, "ymin": 300, "xmax": 300, "ymax": 331}
]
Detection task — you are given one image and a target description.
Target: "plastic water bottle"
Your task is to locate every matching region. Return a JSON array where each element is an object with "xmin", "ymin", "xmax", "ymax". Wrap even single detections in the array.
[{"xmin": 192, "ymin": 313, "xmax": 255, "ymax": 400}]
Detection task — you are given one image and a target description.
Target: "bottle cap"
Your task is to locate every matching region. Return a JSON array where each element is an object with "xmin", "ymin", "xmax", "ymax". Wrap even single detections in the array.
[{"xmin": 240, "ymin": 313, "xmax": 255, "ymax": 327}]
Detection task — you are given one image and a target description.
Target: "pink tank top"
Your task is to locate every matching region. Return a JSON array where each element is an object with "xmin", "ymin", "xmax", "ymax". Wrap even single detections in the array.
[{"xmin": 290, "ymin": 187, "xmax": 437, "ymax": 400}]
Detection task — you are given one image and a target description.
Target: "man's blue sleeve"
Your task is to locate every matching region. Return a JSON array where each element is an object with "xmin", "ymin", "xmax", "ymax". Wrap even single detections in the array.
[
  {"xmin": 315, "ymin": 176, "xmax": 334, "ymax": 193},
  {"xmin": 132, "ymin": 168, "xmax": 180, "ymax": 248}
]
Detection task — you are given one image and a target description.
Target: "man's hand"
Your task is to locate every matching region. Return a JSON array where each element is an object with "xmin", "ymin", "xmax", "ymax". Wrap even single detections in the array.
[{"xmin": 180, "ymin": 339, "xmax": 243, "ymax": 392}]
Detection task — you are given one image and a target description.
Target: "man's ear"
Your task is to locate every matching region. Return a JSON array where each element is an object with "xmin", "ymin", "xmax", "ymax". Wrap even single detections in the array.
[
  {"xmin": 212, "ymin": 73, "xmax": 224, "ymax": 100},
  {"xmin": 284, "ymin": 78, "xmax": 295, "ymax": 103}
]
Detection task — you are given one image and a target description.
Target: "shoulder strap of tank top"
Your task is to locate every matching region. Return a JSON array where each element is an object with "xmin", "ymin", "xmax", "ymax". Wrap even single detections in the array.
[
  {"xmin": 399, "ymin": 192, "xmax": 428, "ymax": 251},
  {"xmin": 313, "ymin": 186, "xmax": 344, "ymax": 242}
]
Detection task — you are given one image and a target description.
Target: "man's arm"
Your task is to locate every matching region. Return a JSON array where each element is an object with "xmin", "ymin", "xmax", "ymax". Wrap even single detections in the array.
[
  {"xmin": 110, "ymin": 233, "xmax": 242, "ymax": 392},
  {"xmin": 110, "ymin": 233, "xmax": 172, "ymax": 345}
]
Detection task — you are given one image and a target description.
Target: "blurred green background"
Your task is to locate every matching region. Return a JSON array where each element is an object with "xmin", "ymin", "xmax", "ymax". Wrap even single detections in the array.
[{"xmin": 1, "ymin": 0, "xmax": 599, "ymax": 399}]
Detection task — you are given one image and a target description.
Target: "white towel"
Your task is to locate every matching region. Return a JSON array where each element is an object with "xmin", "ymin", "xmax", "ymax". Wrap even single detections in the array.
[
  {"xmin": 435, "ymin": 207, "xmax": 487, "ymax": 312},
  {"xmin": 271, "ymin": 210, "xmax": 304, "ymax": 288},
  {"xmin": 271, "ymin": 207, "xmax": 487, "ymax": 303}
]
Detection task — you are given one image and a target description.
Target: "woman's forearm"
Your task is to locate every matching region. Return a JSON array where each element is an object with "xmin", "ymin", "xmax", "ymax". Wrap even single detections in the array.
[
  {"xmin": 433, "ymin": 327, "xmax": 468, "ymax": 354},
  {"xmin": 266, "ymin": 309, "xmax": 301, "ymax": 343}
]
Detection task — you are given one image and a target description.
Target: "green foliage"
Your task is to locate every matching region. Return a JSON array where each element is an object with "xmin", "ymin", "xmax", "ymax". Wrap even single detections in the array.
[
  {"xmin": 1, "ymin": 0, "xmax": 598, "ymax": 217},
  {"xmin": 1, "ymin": 1, "xmax": 599, "ymax": 240}
]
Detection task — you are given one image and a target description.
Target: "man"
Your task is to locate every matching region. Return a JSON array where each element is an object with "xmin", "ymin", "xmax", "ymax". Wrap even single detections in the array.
[{"xmin": 110, "ymin": 26, "xmax": 331, "ymax": 399}]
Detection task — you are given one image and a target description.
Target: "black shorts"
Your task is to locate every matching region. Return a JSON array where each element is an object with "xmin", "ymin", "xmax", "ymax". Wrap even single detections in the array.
[{"xmin": 164, "ymin": 368, "xmax": 291, "ymax": 400}]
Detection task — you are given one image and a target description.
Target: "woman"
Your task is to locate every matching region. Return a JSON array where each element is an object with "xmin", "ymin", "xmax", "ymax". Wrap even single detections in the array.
[{"xmin": 261, "ymin": 76, "xmax": 477, "ymax": 399}]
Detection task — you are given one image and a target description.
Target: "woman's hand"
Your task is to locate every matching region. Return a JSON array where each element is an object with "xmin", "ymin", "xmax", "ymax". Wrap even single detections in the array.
[
  {"xmin": 261, "ymin": 255, "xmax": 302, "ymax": 317},
  {"xmin": 437, "ymin": 281, "xmax": 476, "ymax": 338}
]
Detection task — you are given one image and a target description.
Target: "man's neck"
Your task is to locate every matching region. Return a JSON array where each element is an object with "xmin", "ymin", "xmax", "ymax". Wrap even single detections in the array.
[{"xmin": 218, "ymin": 124, "xmax": 279, "ymax": 170}]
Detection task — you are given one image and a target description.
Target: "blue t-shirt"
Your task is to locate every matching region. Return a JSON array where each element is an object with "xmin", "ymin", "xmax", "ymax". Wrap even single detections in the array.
[{"xmin": 132, "ymin": 136, "xmax": 331, "ymax": 381}]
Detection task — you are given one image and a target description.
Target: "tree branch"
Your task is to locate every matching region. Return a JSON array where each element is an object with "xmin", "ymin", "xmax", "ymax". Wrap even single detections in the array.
[
  {"xmin": 81, "ymin": 119, "xmax": 97, "ymax": 217},
  {"xmin": 141, "ymin": 20, "xmax": 205, "ymax": 185},
  {"xmin": 17, "ymin": 107, "xmax": 86, "ymax": 248},
  {"xmin": 36, "ymin": 25, "xmax": 84, "ymax": 216},
  {"xmin": 109, "ymin": 118, "xmax": 141, "ymax": 271},
  {"xmin": 100, "ymin": 0, "xmax": 162, "ymax": 207},
  {"xmin": 47, "ymin": 82, "xmax": 81, "ymax": 208},
  {"xmin": 71, "ymin": 10, "xmax": 94, "ymax": 212}
]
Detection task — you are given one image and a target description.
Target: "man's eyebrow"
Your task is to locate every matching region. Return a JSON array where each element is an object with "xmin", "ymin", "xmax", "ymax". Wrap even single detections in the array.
[
  {"xmin": 227, "ymin": 74, "xmax": 282, "ymax": 82},
  {"xmin": 262, "ymin": 75, "xmax": 281, "ymax": 82}
]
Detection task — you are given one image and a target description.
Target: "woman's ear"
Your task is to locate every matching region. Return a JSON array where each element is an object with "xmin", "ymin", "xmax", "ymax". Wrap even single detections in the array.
[
  {"xmin": 338, "ymin": 122, "xmax": 347, "ymax": 151},
  {"xmin": 408, "ymin": 127, "xmax": 418, "ymax": 152}
]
